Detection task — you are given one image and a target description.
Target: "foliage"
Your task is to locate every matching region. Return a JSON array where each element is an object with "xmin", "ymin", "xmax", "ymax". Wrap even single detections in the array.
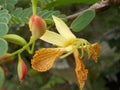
[
  {"xmin": 70, "ymin": 9, "xmax": 96, "ymax": 32},
  {"xmin": 38, "ymin": 0, "xmax": 99, "ymax": 9},
  {"xmin": 40, "ymin": 76, "xmax": 65, "ymax": 90},
  {"xmin": 0, "ymin": 0, "xmax": 17, "ymax": 12},
  {"xmin": 9, "ymin": 7, "xmax": 66, "ymax": 24},
  {"xmin": 0, "ymin": 10, "xmax": 10, "ymax": 56}
]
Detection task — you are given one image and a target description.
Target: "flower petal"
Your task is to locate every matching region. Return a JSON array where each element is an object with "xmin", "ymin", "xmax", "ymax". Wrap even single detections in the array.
[
  {"xmin": 40, "ymin": 30, "xmax": 67, "ymax": 47},
  {"xmin": 91, "ymin": 43, "xmax": 101, "ymax": 62},
  {"xmin": 84, "ymin": 43, "xmax": 101, "ymax": 62},
  {"xmin": 31, "ymin": 48, "xmax": 65, "ymax": 72},
  {"xmin": 52, "ymin": 16, "xmax": 76, "ymax": 40},
  {"xmin": 74, "ymin": 50, "xmax": 88, "ymax": 90}
]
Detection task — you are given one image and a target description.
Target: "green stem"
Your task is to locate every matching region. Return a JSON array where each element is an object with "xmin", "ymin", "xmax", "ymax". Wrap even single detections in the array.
[
  {"xmin": 27, "ymin": 40, "xmax": 35, "ymax": 54},
  {"xmin": 18, "ymin": 54, "xmax": 22, "ymax": 61},
  {"xmin": 31, "ymin": 40, "xmax": 35, "ymax": 53},
  {"xmin": 31, "ymin": 0, "xmax": 38, "ymax": 14},
  {"xmin": 10, "ymin": 37, "xmax": 35, "ymax": 57},
  {"xmin": 0, "ymin": 37, "xmax": 36, "ymax": 64}
]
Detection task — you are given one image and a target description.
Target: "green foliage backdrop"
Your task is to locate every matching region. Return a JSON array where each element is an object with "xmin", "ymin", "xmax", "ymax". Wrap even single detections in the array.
[{"xmin": 0, "ymin": 0, "xmax": 120, "ymax": 90}]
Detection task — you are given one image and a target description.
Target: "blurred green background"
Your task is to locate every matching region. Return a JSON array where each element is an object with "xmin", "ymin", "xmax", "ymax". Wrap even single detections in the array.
[{"xmin": 0, "ymin": 0, "xmax": 120, "ymax": 90}]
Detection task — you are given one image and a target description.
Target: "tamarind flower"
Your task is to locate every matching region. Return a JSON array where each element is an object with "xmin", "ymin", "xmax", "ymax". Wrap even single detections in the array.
[{"xmin": 31, "ymin": 16, "xmax": 100, "ymax": 90}]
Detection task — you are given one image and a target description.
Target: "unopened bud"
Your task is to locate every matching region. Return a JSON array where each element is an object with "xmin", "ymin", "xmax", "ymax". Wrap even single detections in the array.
[
  {"xmin": 29, "ymin": 14, "xmax": 46, "ymax": 39},
  {"xmin": 0, "ymin": 53, "xmax": 14, "ymax": 63},
  {"xmin": 17, "ymin": 59, "xmax": 27, "ymax": 82}
]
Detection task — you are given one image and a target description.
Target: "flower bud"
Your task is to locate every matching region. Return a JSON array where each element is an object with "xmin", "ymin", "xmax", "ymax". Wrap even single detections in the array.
[
  {"xmin": 17, "ymin": 59, "xmax": 27, "ymax": 82},
  {"xmin": 29, "ymin": 14, "xmax": 46, "ymax": 39},
  {"xmin": 0, "ymin": 54, "xmax": 9, "ymax": 62},
  {"xmin": 0, "ymin": 53, "xmax": 14, "ymax": 63}
]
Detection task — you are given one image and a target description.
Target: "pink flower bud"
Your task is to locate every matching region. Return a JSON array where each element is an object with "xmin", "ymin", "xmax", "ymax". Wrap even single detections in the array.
[
  {"xmin": 17, "ymin": 59, "xmax": 27, "ymax": 82},
  {"xmin": 29, "ymin": 14, "xmax": 46, "ymax": 39}
]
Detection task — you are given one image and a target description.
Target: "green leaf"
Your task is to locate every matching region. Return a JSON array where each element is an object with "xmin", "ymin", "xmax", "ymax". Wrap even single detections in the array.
[
  {"xmin": 0, "ymin": 23, "xmax": 8, "ymax": 37},
  {"xmin": 0, "ymin": 17, "xmax": 8, "ymax": 23},
  {"xmin": 0, "ymin": 10, "xmax": 11, "ymax": 21},
  {"xmin": 0, "ymin": 38, "xmax": 8, "ymax": 57},
  {"xmin": 0, "ymin": 10, "xmax": 11, "ymax": 37},
  {"xmin": 70, "ymin": 9, "xmax": 96, "ymax": 32},
  {"xmin": 3, "ymin": 34, "xmax": 27, "ymax": 46},
  {"xmin": 0, "ymin": 0, "xmax": 17, "ymax": 12},
  {"xmin": 0, "ymin": 9, "xmax": 8, "ymax": 13},
  {"xmin": 38, "ymin": 0, "xmax": 55, "ymax": 9},
  {"xmin": 0, "ymin": 67, "xmax": 5, "ymax": 88},
  {"xmin": 9, "ymin": 7, "xmax": 66, "ymax": 24},
  {"xmin": 42, "ymin": 0, "xmax": 99, "ymax": 8}
]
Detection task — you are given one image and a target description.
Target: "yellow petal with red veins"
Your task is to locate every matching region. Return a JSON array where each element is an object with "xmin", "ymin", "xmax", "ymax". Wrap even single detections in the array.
[
  {"xmin": 74, "ymin": 50, "xmax": 88, "ymax": 90},
  {"xmin": 31, "ymin": 48, "xmax": 65, "ymax": 72}
]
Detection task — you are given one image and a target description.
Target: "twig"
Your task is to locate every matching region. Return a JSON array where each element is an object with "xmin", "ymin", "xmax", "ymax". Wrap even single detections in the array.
[{"xmin": 67, "ymin": 0, "xmax": 111, "ymax": 19}]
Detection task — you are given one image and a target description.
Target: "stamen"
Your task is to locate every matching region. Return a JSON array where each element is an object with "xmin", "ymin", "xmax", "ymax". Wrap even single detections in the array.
[
  {"xmin": 80, "ymin": 42, "xmax": 84, "ymax": 59},
  {"xmin": 60, "ymin": 39, "xmax": 81, "ymax": 59},
  {"xmin": 86, "ymin": 42, "xmax": 92, "ymax": 59}
]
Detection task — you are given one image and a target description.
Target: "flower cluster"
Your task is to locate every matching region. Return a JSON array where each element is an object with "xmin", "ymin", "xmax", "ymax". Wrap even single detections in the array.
[{"xmin": 31, "ymin": 16, "xmax": 100, "ymax": 90}]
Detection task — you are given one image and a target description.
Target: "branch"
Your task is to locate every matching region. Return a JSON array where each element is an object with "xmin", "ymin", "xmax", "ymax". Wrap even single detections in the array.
[{"xmin": 67, "ymin": 0, "xmax": 120, "ymax": 20}]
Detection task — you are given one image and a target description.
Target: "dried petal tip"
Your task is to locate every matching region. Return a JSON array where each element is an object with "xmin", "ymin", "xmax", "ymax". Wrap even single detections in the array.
[
  {"xmin": 17, "ymin": 59, "xmax": 27, "ymax": 82},
  {"xmin": 29, "ymin": 14, "xmax": 46, "ymax": 39},
  {"xmin": 74, "ymin": 50, "xmax": 88, "ymax": 90},
  {"xmin": 91, "ymin": 43, "xmax": 101, "ymax": 63},
  {"xmin": 84, "ymin": 43, "xmax": 101, "ymax": 63}
]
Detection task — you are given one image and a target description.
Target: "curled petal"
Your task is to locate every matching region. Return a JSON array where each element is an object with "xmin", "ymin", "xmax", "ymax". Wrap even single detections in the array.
[
  {"xmin": 74, "ymin": 50, "xmax": 88, "ymax": 90},
  {"xmin": 92, "ymin": 43, "xmax": 101, "ymax": 62},
  {"xmin": 84, "ymin": 43, "xmax": 101, "ymax": 62},
  {"xmin": 31, "ymin": 48, "xmax": 65, "ymax": 72}
]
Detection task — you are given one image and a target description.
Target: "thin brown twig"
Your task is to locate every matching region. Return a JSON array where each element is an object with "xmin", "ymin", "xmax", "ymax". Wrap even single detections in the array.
[{"xmin": 67, "ymin": 0, "xmax": 110, "ymax": 20}]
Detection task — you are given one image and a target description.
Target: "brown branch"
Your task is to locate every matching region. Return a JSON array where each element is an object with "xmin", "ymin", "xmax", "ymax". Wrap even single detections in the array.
[
  {"xmin": 67, "ymin": 0, "xmax": 120, "ymax": 20},
  {"xmin": 109, "ymin": 0, "xmax": 120, "ymax": 5}
]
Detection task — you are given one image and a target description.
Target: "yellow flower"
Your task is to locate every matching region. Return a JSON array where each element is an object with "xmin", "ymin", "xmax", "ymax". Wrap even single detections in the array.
[{"xmin": 31, "ymin": 16, "xmax": 100, "ymax": 90}]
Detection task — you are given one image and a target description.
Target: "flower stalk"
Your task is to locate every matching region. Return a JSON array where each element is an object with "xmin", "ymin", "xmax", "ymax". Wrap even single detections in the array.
[{"xmin": 31, "ymin": 0, "xmax": 38, "ymax": 14}]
